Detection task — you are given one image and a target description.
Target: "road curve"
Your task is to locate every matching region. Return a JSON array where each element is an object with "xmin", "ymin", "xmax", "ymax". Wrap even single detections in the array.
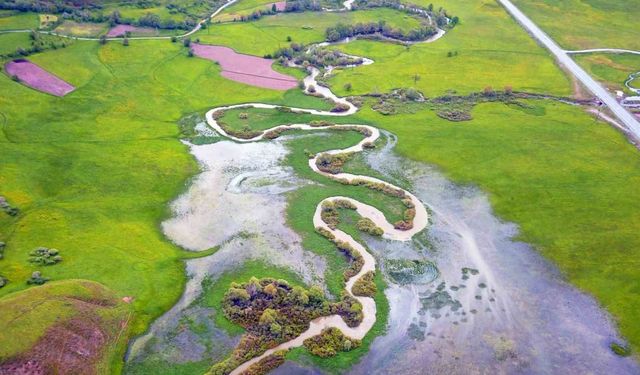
[
  {"xmin": 497, "ymin": 0, "xmax": 640, "ymax": 140},
  {"xmin": 566, "ymin": 49, "xmax": 640, "ymax": 56}
]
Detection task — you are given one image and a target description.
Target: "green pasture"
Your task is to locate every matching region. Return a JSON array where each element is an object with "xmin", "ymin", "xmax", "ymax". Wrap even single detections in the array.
[
  {"xmin": 0, "ymin": 38, "xmax": 328, "ymax": 371},
  {"xmin": 196, "ymin": 8, "xmax": 426, "ymax": 55},
  {"xmin": 326, "ymin": 0, "xmax": 572, "ymax": 97},
  {"xmin": 574, "ymin": 52, "xmax": 640, "ymax": 95},
  {"xmin": 511, "ymin": 0, "xmax": 640, "ymax": 50},
  {"xmin": 0, "ymin": 11, "xmax": 38, "ymax": 31}
]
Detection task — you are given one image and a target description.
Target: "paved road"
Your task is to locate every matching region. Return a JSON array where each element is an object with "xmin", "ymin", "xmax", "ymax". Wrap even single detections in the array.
[{"xmin": 498, "ymin": 0, "xmax": 640, "ymax": 139}]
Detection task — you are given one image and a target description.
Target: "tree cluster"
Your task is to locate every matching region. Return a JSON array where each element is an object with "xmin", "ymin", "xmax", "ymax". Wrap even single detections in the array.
[{"xmin": 326, "ymin": 21, "xmax": 437, "ymax": 42}]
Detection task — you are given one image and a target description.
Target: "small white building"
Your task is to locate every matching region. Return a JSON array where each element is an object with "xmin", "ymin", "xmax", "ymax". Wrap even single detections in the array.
[{"xmin": 621, "ymin": 96, "xmax": 640, "ymax": 108}]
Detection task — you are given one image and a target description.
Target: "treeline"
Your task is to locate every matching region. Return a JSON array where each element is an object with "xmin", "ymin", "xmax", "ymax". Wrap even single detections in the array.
[
  {"xmin": 269, "ymin": 43, "xmax": 363, "ymax": 68},
  {"xmin": 230, "ymin": 0, "xmax": 321, "ymax": 22},
  {"xmin": 0, "ymin": 0, "xmax": 218, "ymax": 30},
  {"xmin": 326, "ymin": 21, "xmax": 437, "ymax": 42},
  {"xmin": 0, "ymin": 32, "xmax": 69, "ymax": 59},
  {"xmin": 354, "ymin": 0, "xmax": 458, "ymax": 28}
]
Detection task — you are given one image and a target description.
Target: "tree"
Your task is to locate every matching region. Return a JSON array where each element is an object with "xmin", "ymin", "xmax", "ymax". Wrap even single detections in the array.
[
  {"xmin": 286, "ymin": 35, "xmax": 292, "ymax": 42},
  {"xmin": 272, "ymin": 3, "xmax": 277, "ymax": 12},
  {"xmin": 413, "ymin": 73, "xmax": 421, "ymax": 85},
  {"xmin": 99, "ymin": 35, "xmax": 107, "ymax": 45},
  {"xmin": 344, "ymin": 82, "xmax": 352, "ymax": 91},
  {"xmin": 183, "ymin": 37, "xmax": 191, "ymax": 47},
  {"xmin": 122, "ymin": 37, "xmax": 129, "ymax": 46},
  {"xmin": 171, "ymin": 36, "xmax": 177, "ymax": 43}
]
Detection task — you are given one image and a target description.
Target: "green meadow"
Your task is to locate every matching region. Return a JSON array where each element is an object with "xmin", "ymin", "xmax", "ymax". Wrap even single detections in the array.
[
  {"xmin": 326, "ymin": 0, "xmax": 572, "ymax": 97},
  {"xmin": 574, "ymin": 52, "xmax": 640, "ymax": 94},
  {"xmin": 1, "ymin": 0, "xmax": 640, "ymax": 371},
  {"xmin": 511, "ymin": 0, "xmax": 640, "ymax": 50},
  {"xmin": 0, "ymin": 11, "xmax": 38, "ymax": 30},
  {"xmin": 0, "ymin": 39, "xmax": 324, "ymax": 370},
  {"xmin": 196, "ymin": 8, "xmax": 426, "ymax": 55}
]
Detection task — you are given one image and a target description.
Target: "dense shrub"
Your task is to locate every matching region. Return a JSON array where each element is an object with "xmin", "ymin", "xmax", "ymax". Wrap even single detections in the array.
[
  {"xmin": 27, "ymin": 271, "xmax": 49, "ymax": 285},
  {"xmin": 352, "ymin": 271, "xmax": 377, "ymax": 297},
  {"xmin": 356, "ymin": 217, "xmax": 384, "ymax": 236},
  {"xmin": 243, "ymin": 350, "xmax": 288, "ymax": 375},
  {"xmin": 303, "ymin": 327, "xmax": 361, "ymax": 357},
  {"xmin": 210, "ymin": 277, "xmax": 363, "ymax": 374},
  {"xmin": 326, "ymin": 21, "xmax": 437, "ymax": 43},
  {"xmin": 316, "ymin": 152, "xmax": 352, "ymax": 174},
  {"xmin": 28, "ymin": 247, "xmax": 62, "ymax": 265},
  {"xmin": 331, "ymin": 103, "xmax": 351, "ymax": 113},
  {"xmin": 0, "ymin": 196, "xmax": 19, "ymax": 216}
]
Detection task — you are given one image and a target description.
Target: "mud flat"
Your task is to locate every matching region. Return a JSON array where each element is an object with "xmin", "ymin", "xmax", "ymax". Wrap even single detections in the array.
[{"xmin": 5, "ymin": 59, "xmax": 75, "ymax": 96}]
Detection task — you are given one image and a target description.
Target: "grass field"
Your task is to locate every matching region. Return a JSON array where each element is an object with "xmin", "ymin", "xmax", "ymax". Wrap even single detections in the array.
[
  {"xmin": 0, "ymin": 39, "xmax": 329, "ymax": 371},
  {"xmin": 54, "ymin": 20, "xmax": 108, "ymax": 37},
  {"xmin": 325, "ymin": 0, "xmax": 572, "ymax": 97},
  {"xmin": 196, "ymin": 8, "xmax": 427, "ymax": 56},
  {"xmin": 574, "ymin": 52, "xmax": 640, "ymax": 95},
  {"xmin": 511, "ymin": 0, "xmax": 640, "ymax": 50},
  {"xmin": 0, "ymin": 11, "xmax": 38, "ymax": 30}
]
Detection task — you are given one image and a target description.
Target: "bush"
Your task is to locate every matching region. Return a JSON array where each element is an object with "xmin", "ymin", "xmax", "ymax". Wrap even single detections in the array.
[
  {"xmin": 27, "ymin": 271, "xmax": 49, "ymax": 285},
  {"xmin": 171, "ymin": 36, "xmax": 177, "ymax": 43},
  {"xmin": 28, "ymin": 247, "xmax": 62, "ymax": 265},
  {"xmin": 238, "ymin": 112, "xmax": 249, "ymax": 119},
  {"xmin": 356, "ymin": 217, "xmax": 384, "ymax": 236},
  {"xmin": 0, "ymin": 275, "xmax": 6, "ymax": 288},
  {"xmin": 352, "ymin": 271, "xmax": 377, "ymax": 297},
  {"xmin": 331, "ymin": 103, "xmax": 351, "ymax": 113},
  {"xmin": 183, "ymin": 37, "xmax": 191, "ymax": 47},
  {"xmin": 303, "ymin": 327, "xmax": 361, "ymax": 357},
  {"xmin": 315, "ymin": 152, "xmax": 352, "ymax": 174},
  {"xmin": 122, "ymin": 38, "xmax": 129, "ymax": 46}
]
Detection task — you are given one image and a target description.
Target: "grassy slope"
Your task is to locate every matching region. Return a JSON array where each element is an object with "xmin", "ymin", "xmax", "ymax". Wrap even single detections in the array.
[
  {"xmin": 327, "ymin": 0, "xmax": 571, "ymax": 97},
  {"xmin": 0, "ymin": 39, "xmax": 326, "ymax": 371},
  {"xmin": 575, "ymin": 53, "xmax": 640, "ymax": 95},
  {"xmin": 0, "ymin": 11, "xmax": 38, "ymax": 30},
  {"xmin": 196, "ymin": 8, "xmax": 426, "ymax": 56},
  {"xmin": 356, "ymin": 100, "xmax": 640, "ymax": 352},
  {"xmin": 0, "ymin": 279, "xmax": 131, "ymax": 370},
  {"xmin": 511, "ymin": 0, "xmax": 640, "ymax": 50}
]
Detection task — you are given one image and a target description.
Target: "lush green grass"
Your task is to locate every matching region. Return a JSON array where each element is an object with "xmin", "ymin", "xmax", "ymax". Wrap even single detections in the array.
[
  {"xmin": 574, "ymin": 52, "xmax": 640, "ymax": 95},
  {"xmin": 0, "ymin": 39, "xmax": 329, "ymax": 371},
  {"xmin": 511, "ymin": 0, "xmax": 640, "ymax": 50},
  {"xmin": 325, "ymin": 0, "xmax": 572, "ymax": 97},
  {"xmin": 354, "ymin": 99, "xmax": 640, "ymax": 354},
  {"xmin": 0, "ymin": 32, "xmax": 71, "ymax": 57},
  {"xmin": 0, "ymin": 11, "xmax": 38, "ymax": 30},
  {"xmin": 196, "ymin": 8, "xmax": 427, "ymax": 56}
]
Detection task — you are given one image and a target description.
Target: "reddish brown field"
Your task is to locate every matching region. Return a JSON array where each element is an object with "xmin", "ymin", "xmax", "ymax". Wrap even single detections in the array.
[
  {"xmin": 106, "ymin": 24, "xmax": 156, "ymax": 37},
  {"xmin": 191, "ymin": 44, "xmax": 298, "ymax": 90},
  {"xmin": 5, "ymin": 59, "xmax": 75, "ymax": 97}
]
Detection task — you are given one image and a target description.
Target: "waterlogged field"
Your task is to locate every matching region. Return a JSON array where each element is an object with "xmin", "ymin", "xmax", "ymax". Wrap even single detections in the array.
[
  {"xmin": 511, "ymin": 0, "xmax": 640, "ymax": 50},
  {"xmin": 1, "ymin": 0, "xmax": 640, "ymax": 372}
]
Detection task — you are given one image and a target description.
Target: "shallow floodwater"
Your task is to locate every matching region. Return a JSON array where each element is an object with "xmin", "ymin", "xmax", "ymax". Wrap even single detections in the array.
[
  {"xmin": 338, "ymin": 133, "xmax": 640, "ymax": 374},
  {"xmin": 126, "ymin": 139, "xmax": 327, "ymax": 367},
  {"xmin": 129, "ymin": 131, "xmax": 639, "ymax": 374}
]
